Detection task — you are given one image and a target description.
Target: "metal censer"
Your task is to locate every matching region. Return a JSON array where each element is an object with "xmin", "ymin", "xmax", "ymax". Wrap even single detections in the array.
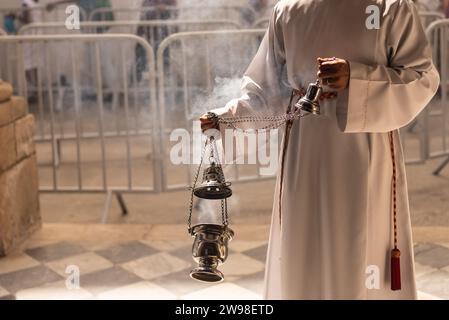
[
  {"xmin": 295, "ymin": 80, "xmax": 323, "ymax": 115},
  {"xmin": 188, "ymin": 134, "xmax": 234, "ymax": 283}
]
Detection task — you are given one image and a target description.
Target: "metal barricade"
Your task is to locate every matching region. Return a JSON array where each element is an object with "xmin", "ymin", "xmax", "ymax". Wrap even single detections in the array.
[
  {"xmin": 425, "ymin": 20, "xmax": 449, "ymax": 174},
  {"xmin": 0, "ymin": 34, "xmax": 160, "ymax": 221},
  {"xmin": 252, "ymin": 18, "xmax": 269, "ymax": 29},
  {"xmin": 157, "ymin": 29, "xmax": 276, "ymax": 192},
  {"xmin": 18, "ymin": 20, "xmax": 241, "ymax": 50},
  {"xmin": 419, "ymin": 11, "xmax": 445, "ymax": 28},
  {"xmin": 89, "ymin": 6, "xmax": 175, "ymax": 21},
  {"xmin": 264, "ymin": 2, "xmax": 277, "ymax": 15},
  {"xmin": 88, "ymin": 5, "xmax": 256, "ymax": 24},
  {"xmin": 0, "ymin": 6, "xmax": 87, "ymax": 25}
]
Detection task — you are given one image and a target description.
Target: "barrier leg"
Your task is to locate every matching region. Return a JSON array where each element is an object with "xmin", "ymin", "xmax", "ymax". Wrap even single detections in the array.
[
  {"xmin": 433, "ymin": 155, "xmax": 449, "ymax": 175},
  {"xmin": 56, "ymin": 138, "xmax": 62, "ymax": 165},
  {"xmin": 115, "ymin": 192, "xmax": 128, "ymax": 216}
]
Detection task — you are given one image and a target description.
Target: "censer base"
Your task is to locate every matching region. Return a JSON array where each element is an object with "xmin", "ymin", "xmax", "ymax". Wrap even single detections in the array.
[
  {"xmin": 189, "ymin": 226, "xmax": 234, "ymax": 283},
  {"xmin": 190, "ymin": 267, "xmax": 224, "ymax": 283},
  {"xmin": 298, "ymin": 100, "xmax": 320, "ymax": 115}
]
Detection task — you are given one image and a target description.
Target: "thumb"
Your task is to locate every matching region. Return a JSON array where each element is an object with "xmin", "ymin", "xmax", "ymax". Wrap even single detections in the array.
[{"xmin": 317, "ymin": 57, "xmax": 337, "ymax": 64}]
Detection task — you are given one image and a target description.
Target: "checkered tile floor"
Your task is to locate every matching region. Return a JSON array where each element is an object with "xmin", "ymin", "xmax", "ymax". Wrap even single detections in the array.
[
  {"xmin": 0, "ymin": 235, "xmax": 448, "ymax": 299},
  {"xmin": 0, "ymin": 237, "xmax": 266, "ymax": 300}
]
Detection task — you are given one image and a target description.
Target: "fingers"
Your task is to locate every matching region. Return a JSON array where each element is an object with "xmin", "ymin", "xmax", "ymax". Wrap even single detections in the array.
[
  {"xmin": 321, "ymin": 76, "xmax": 346, "ymax": 87},
  {"xmin": 200, "ymin": 114, "xmax": 219, "ymax": 132},
  {"xmin": 317, "ymin": 57, "xmax": 347, "ymax": 72},
  {"xmin": 317, "ymin": 62, "xmax": 347, "ymax": 78},
  {"xmin": 318, "ymin": 66, "xmax": 346, "ymax": 78},
  {"xmin": 317, "ymin": 57, "xmax": 337, "ymax": 64},
  {"xmin": 328, "ymin": 78, "xmax": 347, "ymax": 90},
  {"xmin": 317, "ymin": 57, "xmax": 350, "ymax": 90}
]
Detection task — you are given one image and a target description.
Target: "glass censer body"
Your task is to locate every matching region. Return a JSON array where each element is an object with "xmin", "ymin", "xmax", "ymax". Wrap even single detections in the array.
[{"xmin": 188, "ymin": 134, "xmax": 234, "ymax": 283}]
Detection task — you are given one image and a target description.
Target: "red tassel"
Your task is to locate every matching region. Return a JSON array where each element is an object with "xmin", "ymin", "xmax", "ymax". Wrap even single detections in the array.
[{"xmin": 391, "ymin": 248, "xmax": 401, "ymax": 291}]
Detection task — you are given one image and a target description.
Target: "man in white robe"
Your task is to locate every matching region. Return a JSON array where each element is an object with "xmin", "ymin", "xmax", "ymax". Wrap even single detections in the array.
[{"xmin": 201, "ymin": 0, "xmax": 440, "ymax": 299}]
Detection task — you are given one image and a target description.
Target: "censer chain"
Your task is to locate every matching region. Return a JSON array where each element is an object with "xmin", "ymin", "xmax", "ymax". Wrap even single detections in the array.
[
  {"xmin": 216, "ymin": 110, "xmax": 308, "ymax": 131},
  {"xmin": 188, "ymin": 136, "xmax": 229, "ymax": 232},
  {"xmin": 209, "ymin": 136, "xmax": 229, "ymax": 227},
  {"xmin": 189, "ymin": 106, "xmax": 307, "ymax": 233},
  {"xmin": 210, "ymin": 138, "xmax": 229, "ymax": 227},
  {"xmin": 187, "ymin": 138, "xmax": 208, "ymax": 233}
]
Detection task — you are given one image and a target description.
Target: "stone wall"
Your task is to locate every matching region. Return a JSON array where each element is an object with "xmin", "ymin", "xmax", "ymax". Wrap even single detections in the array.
[{"xmin": 0, "ymin": 80, "xmax": 41, "ymax": 256}]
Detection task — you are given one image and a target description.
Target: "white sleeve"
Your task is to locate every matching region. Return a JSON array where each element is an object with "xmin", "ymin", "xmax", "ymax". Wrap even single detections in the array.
[{"xmin": 339, "ymin": 0, "xmax": 440, "ymax": 133}]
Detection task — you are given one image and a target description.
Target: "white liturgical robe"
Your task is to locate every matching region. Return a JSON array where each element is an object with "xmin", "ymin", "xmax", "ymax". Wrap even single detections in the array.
[{"xmin": 212, "ymin": 0, "xmax": 440, "ymax": 299}]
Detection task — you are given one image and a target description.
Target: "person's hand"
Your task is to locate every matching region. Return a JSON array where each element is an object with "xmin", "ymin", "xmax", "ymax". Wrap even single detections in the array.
[
  {"xmin": 317, "ymin": 57, "xmax": 350, "ymax": 91},
  {"xmin": 200, "ymin": 113, "xmax": 219, "ymax": 133}
]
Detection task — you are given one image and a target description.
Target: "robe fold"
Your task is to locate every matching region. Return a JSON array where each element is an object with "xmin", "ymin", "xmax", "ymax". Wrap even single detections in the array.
[{"xmin": 212, "ymin": 0, "xmax": 440, "ymax": 299}]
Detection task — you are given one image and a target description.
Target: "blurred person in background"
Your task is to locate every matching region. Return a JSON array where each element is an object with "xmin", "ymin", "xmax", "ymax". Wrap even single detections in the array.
[
  {"xmin": 2, "ymin": 0, "xmax": 42, "ymax": 34},
  {"xmin": 414, "ymin": 0, "xmax": 444, "ymax": 12},
  {"xmin": 20, "ymin": 0, "xmax": 43, "ymax": 102},
  {"xmin": 141, "ymin": 0, "xmax": 177, "ymax": 20},
  {"xmin": 3, "ymin": 13, "xmax": 18, "ymax": 34},
  {"xmin": 249, "ymin": 0, "xmax": 269, "ymax": 13},
  {"xmin": 135, "ymin": 0, "xmax": 178, "ymax": 82},
  {"xmin": 46, "ymin": 0, "xmax": 114, "ymax": 22},
  {"xmin": 241, "ymin": 0, "xmax": 269, "ymax": 25}
]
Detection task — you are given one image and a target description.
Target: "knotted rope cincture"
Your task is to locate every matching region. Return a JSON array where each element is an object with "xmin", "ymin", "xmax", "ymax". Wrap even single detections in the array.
[{"xmin": 389, "ymin": 131, "xmax": 401, "ymax": 291}]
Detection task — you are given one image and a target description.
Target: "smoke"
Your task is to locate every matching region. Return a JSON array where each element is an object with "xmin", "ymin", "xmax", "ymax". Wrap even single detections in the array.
[
  {"xmin": 178, "ymin": 0, "xmax": 250, "ymax": 8},
  {"xmin": 189, "ymin": 76, "xmax": 243, "ymax": 225},
  {"xmin": 177, "ymin": 0, "xmax": 251, "ymax": 23},
  {"xmin": 195, "ymin": 196, "xmax": 241, "ymax": 225},
  {"xmin": 191, "ymin": 77, "xmax": 242, "ymax": 117}
]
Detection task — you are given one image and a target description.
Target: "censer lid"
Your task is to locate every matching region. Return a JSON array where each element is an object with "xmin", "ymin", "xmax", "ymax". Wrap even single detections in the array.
[{"xmin": 193, "ymin": 162, "xmax": 232, "ymax": 200}]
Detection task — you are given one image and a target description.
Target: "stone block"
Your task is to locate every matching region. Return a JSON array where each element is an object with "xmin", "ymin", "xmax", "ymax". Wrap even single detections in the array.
[
  {"xmin": 10, "ymin": 97, "xmax": 27, "ymax": 123},
  {"xmin": 0, "ymin": 155, "xmax": 41, "ymax": 256},
  {"xmin": 0, "ymin": 123, "xmax": 16, "ymax": 173},
  {"xmin": 0, "ymin": 97, "xmax": 27, "ymax": 127},
  {"xmin": 15, "ymin": 114, "xmax": 35, "ymax": 161}
]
